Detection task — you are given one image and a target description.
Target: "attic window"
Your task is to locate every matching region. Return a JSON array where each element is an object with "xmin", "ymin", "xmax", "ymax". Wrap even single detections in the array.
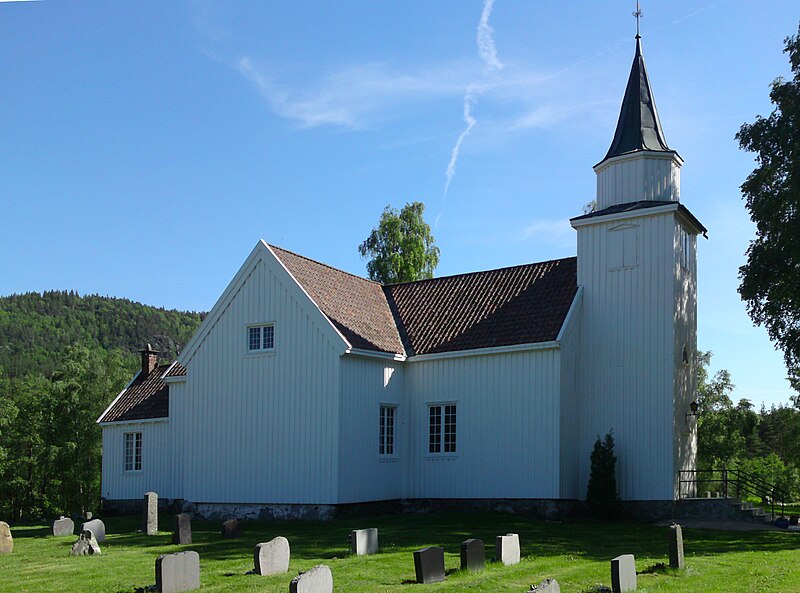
[{"xmin": 248, "ymin": 324, "xmax": 275, "ymax": 352}]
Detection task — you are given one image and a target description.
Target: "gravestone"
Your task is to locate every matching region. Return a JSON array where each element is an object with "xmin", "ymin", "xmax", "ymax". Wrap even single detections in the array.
[
  {"xmin": 668, "ymin": 523, "xmax": 685, "ymax": 569},
  {"xmin": 82, "ymin": 519, "xmax": 106, "ymax": 542},
  {"xmin": 349, "ymin": 528, "xmax": 378, "ymax": 555},
  {"xmin": 289, "ymin": 564, "xmax": 333, "ymax": 593},
  {"xmin": 221, "ymin": 518, "xmax": 240, "ymax": 538},
  {"xmin": 144, "ymin": 492, "xmax": 159, "ymax": 536},
  {"xmin": 611, "ymin": 554, "xmax": 637, "ymax": 593},
  {"xmin": 0, "ymin": 521, "xmax": 12, "ymax": 553},
  {"xmin": 173, "ymin": 514, "xmax": 192, "ymax": 545},
  {"xmin": 254, "ymin": 536, "xmax": 290, "ymax": 576},
  {"xmin": 53, "ymin": 516, "xmax": 75, "ymax": 537},
  {"xmin": 495, "ymin": 533, "xmax": 520, "ymax": 565},
  {"xmin": 528, "ymin": 578, "xmax": 561, "ymax": 593},
  {"xmin": 460, "ymin": 538, "xmax": 485, "ymax": 571},
  {"xmin": 156, "ymin": 551, "xmax": 201, "ymax": 593},
  {"xmin": 413, "ymin": 546, "xmax": 445, "ymax": 584},
  {"xmin": 85, "ymin": 511, "xmax": 93, "ymax": 520},
  {"xmin": 70, "ymin": 529, "xmax": 101, "ymax": 556}
]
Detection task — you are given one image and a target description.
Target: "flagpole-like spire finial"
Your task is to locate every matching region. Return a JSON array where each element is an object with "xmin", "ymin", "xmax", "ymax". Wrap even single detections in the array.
[{"xmin": 633, "ymin": 1, "xmax": 643, "ymax": 39}]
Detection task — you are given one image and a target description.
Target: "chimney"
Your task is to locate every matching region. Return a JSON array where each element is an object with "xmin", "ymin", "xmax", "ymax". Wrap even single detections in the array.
[{"xmin": 140, "ymin": 343, "xmax": 159, "ymax": 377}]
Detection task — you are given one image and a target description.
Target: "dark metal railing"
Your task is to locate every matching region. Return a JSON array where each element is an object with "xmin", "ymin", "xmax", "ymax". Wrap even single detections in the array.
[{"xmin": 678, "ymin": 468, "xmax": 788, "ymax": 521}]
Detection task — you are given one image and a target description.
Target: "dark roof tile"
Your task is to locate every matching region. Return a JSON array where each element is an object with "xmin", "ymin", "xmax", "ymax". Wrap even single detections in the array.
[{"xmin": 99, "ymin": 362, "xmax": 185, "ymax": 423}]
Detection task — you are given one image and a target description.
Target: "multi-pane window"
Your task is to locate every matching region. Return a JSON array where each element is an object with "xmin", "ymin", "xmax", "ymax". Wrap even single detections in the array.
[
  {"xmin": 248, "ymin": 324, "xmax": 275, "ymax": 352},
  {"xmin": 679, "ymin": 228, "xmax": 692, "ymax": 272},
  {"xmin": 379, "ymin": 405, "xmax": 396, "ymax": 455},
  {"xmin": 428, "ymin": 404, "xmax": 457, "ymax": 454},
  {"xmin": 124, "ymin": 432, "xmax": 142, "ymax": 472}
]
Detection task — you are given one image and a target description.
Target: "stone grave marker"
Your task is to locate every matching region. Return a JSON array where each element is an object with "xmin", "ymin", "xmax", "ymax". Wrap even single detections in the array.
[
  {"xmin": 53, "ymin": 516, "xmax": 75, "ymax": 537},
  {"xmin": 85, "ymin": 511, "xmax": 93, "ymax": 520},
  {"xmin": 0, "ymin": 521, "xmax": 12, "ymax": 553},
  {"xmin": 350, "ymin": 528, "xmax": 378, "ymax": 555},
  {"xmin": 527, "ymin": 578, "xmax": 561, "ymax": 593},
  {"xmin": 668, "ymin": 523, "xmax": 684, "ymax": 569},
  {"xmin": 81, "ymin": 519, "xmax": 106, "ymax": 543},
  {"xmin": 254, "ymin": 536, "xmax": 290, "ymax": 576},
  {"xmin": 156, "ymin": 550, "xmax": 201, "ymax": 593},
  {"xmin": 221, "ymin": 518, "xmax": 240, "ymax": 538},
  {"xmin": 611, "ymin": 554, "xmax": 637, "ymax": 593},
  {"xmin": 460, "ymin": 538, "xmax": 485, "ymax": 571},
  {"xmin": 289, "ymin": 564, "xmax": 333, "ymax": 593},
  {"xmin": 495, "ymin": 533, "xmax": 520, "ymax": 565},
  {"xmin": 70, "ymin": 529, "xmax": 101, "ymax": 556},
  {"xmin": 413, "ymin": 546, "xmax": 445, "ymax": 584},
  {"xmin": 173, "ymin": 514, "xmax": 192, "ymax": 545},
  {"xmin": 144, "ymin": 492, "xmax": 158, "ymax": 536}
]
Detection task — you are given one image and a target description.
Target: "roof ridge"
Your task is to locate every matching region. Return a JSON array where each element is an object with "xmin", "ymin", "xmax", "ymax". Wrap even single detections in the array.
[
  {"xmin": 268, "ymin": 243, "xmax": 382, "ymax": 286},
  {"xmin": 384, "ymin": 256, "xmax": 578, "ymax": 288}
]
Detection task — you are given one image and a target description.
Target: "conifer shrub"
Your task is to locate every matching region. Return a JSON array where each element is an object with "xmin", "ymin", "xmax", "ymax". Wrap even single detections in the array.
[{"xmin": 587, "ymin": 431, "xmax": 620, "ymax": 518}]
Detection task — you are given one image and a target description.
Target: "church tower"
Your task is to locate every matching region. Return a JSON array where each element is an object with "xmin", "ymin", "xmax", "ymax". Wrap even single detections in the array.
[{"xmin": 570, "ymin": 33, "xmax": 705, "ymax": 503}]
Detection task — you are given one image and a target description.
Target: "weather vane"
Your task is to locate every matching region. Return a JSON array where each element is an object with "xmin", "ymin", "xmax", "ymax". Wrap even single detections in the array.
[{"xmin": 633, "ymin": 1, "xmax": 643, "ymax": 39}]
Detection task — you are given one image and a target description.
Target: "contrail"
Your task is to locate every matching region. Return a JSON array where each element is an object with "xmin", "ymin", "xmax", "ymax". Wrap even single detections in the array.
[{"xmin": 437, "ymin": 0, "xmax": 502, "ymax": 228}]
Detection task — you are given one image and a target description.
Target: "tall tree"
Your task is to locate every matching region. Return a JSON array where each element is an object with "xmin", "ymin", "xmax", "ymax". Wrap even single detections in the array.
[
  {"xmin": 358, "ymin": 201, "xmax": 440, "ymax": 284},
  {"xmin": 736, "ymin": 24, "xmax": 800, "ymax": 396}
]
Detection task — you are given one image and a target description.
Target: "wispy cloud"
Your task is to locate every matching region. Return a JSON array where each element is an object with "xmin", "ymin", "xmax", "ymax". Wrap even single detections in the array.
[
  {"xmin": 520, "ymin": 218, "xmax": 574, "ymax": 245},
  {"xmin": 477, "ymin": 0, "xmax": 503, "ymax": 71}
]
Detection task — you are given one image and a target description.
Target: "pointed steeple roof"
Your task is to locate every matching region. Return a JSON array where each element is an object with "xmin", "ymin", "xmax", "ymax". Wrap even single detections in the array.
[{"xmin": 601, "ymin": 36, "xmax": 672, "ymax": 162}]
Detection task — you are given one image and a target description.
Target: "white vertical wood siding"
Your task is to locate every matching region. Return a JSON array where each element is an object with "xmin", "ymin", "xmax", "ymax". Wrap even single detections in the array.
[
  {"xmin": 101, "ymin": 421, "xmax": 174, "ymax": 500},
  {"xmin": 405, "ymin": 349, "xmax": 562, "ymax": 499},
  {"xmin": 338, "ymin": 356, "xmax": 405, "ymax": 503},
  {"xmin": 558, "ymin": 297, "xmax": 582, "ymax": 500},
  {"xmin": 596, "ymin": 154, "xmax": 680, "ymax": 209},
  {"xmin": 172, "ymin": 255, "xmax": 342, "ymax": 505},
  {"xmin": 576, "ymin": 211, "xmax": 678, "ymax": 500},
  {"xmin": 673, "ymin": 222, "xmax": 698, "ymax": 496}
]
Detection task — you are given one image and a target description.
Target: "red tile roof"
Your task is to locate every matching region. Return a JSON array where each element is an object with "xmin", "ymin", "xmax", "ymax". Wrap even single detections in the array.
[
  {"xmin": 386, "ymin": 258, "xmax": 578, "ymax": 355},
  {"xmin": 98, "ymin": 362, "xmax": 185, "ymax": 423}
]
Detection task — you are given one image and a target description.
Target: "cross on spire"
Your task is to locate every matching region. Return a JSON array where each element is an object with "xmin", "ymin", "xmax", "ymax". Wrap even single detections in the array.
[{"xmin": 633, "ymin": 1, "xmax": 643, "ymax": 39}]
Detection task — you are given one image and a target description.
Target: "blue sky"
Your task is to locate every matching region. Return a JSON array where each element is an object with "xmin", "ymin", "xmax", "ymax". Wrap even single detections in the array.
[{"xmin": 1, "ymin": 1, "xmax": 798, "ymax": 407}]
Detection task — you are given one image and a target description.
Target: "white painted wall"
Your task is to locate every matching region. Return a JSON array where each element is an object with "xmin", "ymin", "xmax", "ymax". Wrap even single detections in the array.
[
  {"xmin": 100, "ymin": 420, "xmax": 175, "ymax": 500},
  {"xmin": 404, "ymin": 349, "xmax": 562, "ymax": 499},
  {"xmin": 595, "ymin": 152, "xmax": 681, "ymax": 209},
  {"xmin": 170, "ymin": 249, "xmax": 345, "ymax": 505},
  {"xmin": 558, "ymin": 294, "xmax": 582, "ymax": 500},
  {"xmin": 337, "ymin": 355, "xmax": 405, "ymax": 503},
  {"xmin": 575, "ymin": 210, "xmax": 678, "ymax": 500}
]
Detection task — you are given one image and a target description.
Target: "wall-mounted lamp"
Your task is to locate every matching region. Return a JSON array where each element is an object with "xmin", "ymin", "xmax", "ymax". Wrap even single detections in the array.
[{"xmin": 685, "ymin": 400, "xmax": 700, "ymax": 422}]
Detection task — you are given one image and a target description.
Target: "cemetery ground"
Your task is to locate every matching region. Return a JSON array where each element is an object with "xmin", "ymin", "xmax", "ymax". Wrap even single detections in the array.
[{"xmin": 2, "ymin": 512, "xmax": 799, "ymax": 593}]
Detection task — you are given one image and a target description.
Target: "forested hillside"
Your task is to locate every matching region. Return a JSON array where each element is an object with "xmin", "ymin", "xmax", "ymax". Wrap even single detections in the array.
[
  {"xmin": 0, "ymin": 291, "xmax": 204, "ymax": 520},
  {"xmin": 0, "ymin": 291, "xmax": 204, "ymax": 378}
]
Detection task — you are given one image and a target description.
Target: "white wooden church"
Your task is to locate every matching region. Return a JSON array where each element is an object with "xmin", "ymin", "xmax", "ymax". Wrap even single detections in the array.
[{"xmin": 99, "ymin": 36, "xmax": 705, "ymax": 519}]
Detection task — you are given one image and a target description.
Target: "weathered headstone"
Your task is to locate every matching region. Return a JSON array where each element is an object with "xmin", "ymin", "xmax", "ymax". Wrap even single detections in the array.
[
  {"xmin": 289, "ymin": 564, "xmax": 332, "ymax": 593},
  {"xmin": 0, "ymin": 521, "xmax": 12, "ymax": 554},
  {"xmin": 70, "ymin": 529, "xmax": 101, "ymax": 556},
  {"xmin": 668, "ymin": 523, "xmax": 685, "ymax": 569},
  {"xmin": 349, "ymin": 528, "xmax": 378, "ymax": 555},
  {"xmin": 495, "ymin": 533, "xmax": 520, "ymax": 565},
  {"xmin": 611, "ymin": 554, "xmax": 637, "ymax": 593},
  {"xmin": 173, "ymin": 514, "xmax": 192, "ymax": 545},
  {"xmin": 221, "ymin": 518, "xmax": 240, "ymax": 538},
  {"xmin": 85, "ymin": 511, "xmax": 93, "ymax": 520},
  {"xmin": 460, "ymin": 538, "xmax": 485, "ymax": 571},
  {"xmin": 53, "ymin": 516, "xmax": 75, "ymax": 537},
  {"xmin": 528, "ymin": 578, "xmax": 561, "ymax": 593},
  {"xmin": 254, "ymin": 536, "xmax": 290, "ymax": 576},
  {"xmin": 413, "ymin": 546, "xmax": 445, "ymax": 584},
  {"xmin": 81, "ymin": 518, "xmax": 106, "ymax": 543},
  {"xmin": 156, "ymin": 550, "xmax": 200, "ymax": 593},
  {"xmin": 143, "ymin": 492, "xmax": 159, "ymax": 535}
]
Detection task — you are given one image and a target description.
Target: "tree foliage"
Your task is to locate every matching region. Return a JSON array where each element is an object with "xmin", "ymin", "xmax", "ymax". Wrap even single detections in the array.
[
  {"xmin": 586, "ymin": 432, "xmax": 619, "ymax": 518},
  {"xmin": 358, "ymin": 202, "xmax": 440, "ymax": 284},
  {"xmin": 736, "ymin": 24, "xmax": 800, "ymax": 395}
]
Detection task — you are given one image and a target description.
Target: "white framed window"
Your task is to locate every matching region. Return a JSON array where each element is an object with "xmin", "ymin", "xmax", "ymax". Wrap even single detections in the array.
[
  {"xmin": 428, "ymin": 403, "xmax": 457, "ymax": 454},
  {"xmin": 379, "ymin": 405, "xmax": 396, "ymax": 455},
  {"xmin": 124, "ymin": 432, "xmax": 142, "ymax": 472},
  {"xmin": 679, "ymin": 227, "xmax": 693, "ymax": 272},
  {"xmin": 608, "ymin": 224, "xmax": 638, "ymax": 271},
  {"xmin": 248, "ymin": 324, "xmax": 275, "ymax": 352}
]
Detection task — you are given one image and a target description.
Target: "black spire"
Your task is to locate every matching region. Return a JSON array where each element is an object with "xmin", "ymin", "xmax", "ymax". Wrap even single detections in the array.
[{"xmin": 601, "ymin": 36, "xmax": 671, "ymax": 162}]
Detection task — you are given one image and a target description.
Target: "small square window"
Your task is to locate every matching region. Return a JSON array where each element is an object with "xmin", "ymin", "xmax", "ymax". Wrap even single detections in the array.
[{"xmin": 248, "ymin": 324, "xmax": 275, "ymax": 352}]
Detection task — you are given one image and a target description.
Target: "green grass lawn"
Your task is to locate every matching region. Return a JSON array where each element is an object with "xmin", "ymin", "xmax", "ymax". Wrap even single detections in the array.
[{"xmin": 2, "ymin": 512, "xmax": 799, "ymax": 593}]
